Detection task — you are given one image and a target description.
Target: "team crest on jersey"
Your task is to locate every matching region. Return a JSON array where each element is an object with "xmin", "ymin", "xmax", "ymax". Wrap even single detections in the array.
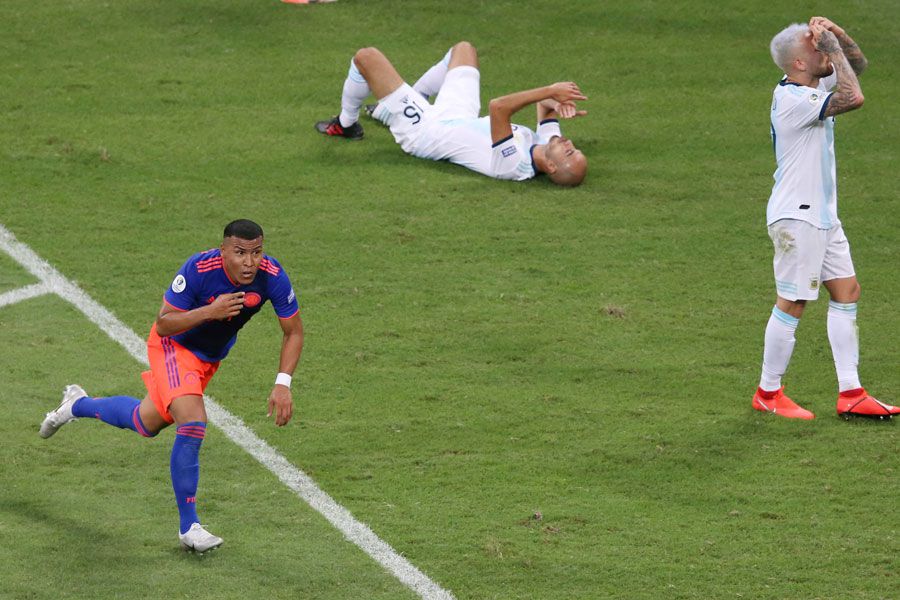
[
  {"xmin": 172, "ymin": 274, "xmax": 186, "ymax": 293},
  {"xmin": 809, "ymin": 277, "xmax": 819, "ymax": 290},
  {"xmin": 243, "ymin": 292, "xmax": 262, "ymax": 308},
  {"xmin": 808, "ymin": 93, "xmax": 819, "ymax": 104}
]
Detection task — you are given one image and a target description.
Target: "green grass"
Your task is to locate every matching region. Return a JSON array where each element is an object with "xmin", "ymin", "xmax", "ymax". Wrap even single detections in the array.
[{"xmin": 1, "ymin": 0, "xmax": 898, "ymax": 598}]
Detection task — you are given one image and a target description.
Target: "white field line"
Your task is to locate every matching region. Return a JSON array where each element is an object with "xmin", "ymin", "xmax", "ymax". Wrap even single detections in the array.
[
  {"xmin": 0, "ymin": 282, "xmax": 52, "ymax": 307},
  {"xmin": 0, "ymin": 223, "xmax": 455, "ymax": 600}
]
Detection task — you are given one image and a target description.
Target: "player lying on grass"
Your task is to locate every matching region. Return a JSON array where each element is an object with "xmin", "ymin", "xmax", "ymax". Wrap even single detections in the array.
[
  {"xmin": 315, "ymin": 41, "xmax": 589, "ymax": 186},
  {"xmin": 40, "ymin": 219, "xmax": 304, "ymax": 551},
  {"xmin": 752, "ymin": 16, "xmax": 899, "ymax": 420}
]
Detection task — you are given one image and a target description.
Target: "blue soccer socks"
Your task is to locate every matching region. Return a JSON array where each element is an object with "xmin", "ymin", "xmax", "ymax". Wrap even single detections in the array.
[
  {"xmin": 171, "ymin": 422, "xmax": 207, "ymax": 535},
  {"xmin": 71, "ymin": 395, "xmax": 155, "ymax": 437}
]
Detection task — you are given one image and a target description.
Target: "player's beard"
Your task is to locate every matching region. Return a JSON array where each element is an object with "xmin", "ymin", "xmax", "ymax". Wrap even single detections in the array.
[{"xmin": 814, "ymin": 61, "xmax": 835, "ymax": 78}]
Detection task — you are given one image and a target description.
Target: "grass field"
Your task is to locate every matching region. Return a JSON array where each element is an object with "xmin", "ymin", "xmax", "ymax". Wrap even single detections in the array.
[{"xmin": 1, "ymin": 1, "xmax": 898, "ymax": 598}]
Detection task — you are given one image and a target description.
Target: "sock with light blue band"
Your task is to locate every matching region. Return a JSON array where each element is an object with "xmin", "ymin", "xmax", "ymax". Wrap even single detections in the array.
[
  {"xmin": 759, "ymin": 305, "xmax": 800, "ymax": 391},
  {"xmin": 412, "ymin": 48, "xmax": 454, "ymax": 99},
  {"xmin": 827, "ymin": 301, "xmax": 860, "ymax": 391},
  {"xmin": 339, "ymin": 58, "xmax": 371, "ymax": 127},
  {"xmin": 771, "ymin": 306, "xmax": 800, "ymax": 327}
]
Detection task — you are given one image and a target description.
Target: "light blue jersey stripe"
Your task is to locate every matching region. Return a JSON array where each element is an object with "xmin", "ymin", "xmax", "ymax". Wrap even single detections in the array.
[{"xmin": 820, "ymin": 120, "xmax": 835, "ymax": 228}]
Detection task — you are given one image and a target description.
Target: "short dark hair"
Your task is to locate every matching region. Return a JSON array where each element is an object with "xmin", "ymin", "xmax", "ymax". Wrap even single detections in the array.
[{"xmin": 223, "ymin": 219, "xmax": 264, "ymax": 240}]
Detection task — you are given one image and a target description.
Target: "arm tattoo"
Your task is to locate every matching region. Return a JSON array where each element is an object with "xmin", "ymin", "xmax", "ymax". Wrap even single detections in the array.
[
  {"xmin": 838, "ymin": 36, "xmax": 868, "ymax": 75},
  {"xmin": 824, "ymin": 51, "xmax": 863, "ymax": 117},
  {"xmin": 816, "ymin": 31, "xmax": 841, "ymax": 53}
]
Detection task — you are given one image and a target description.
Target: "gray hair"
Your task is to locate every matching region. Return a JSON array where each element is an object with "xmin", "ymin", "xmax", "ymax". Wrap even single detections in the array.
[{"xmin": 770, "ymin": 23, "xmax": 808, "ymax": 71}]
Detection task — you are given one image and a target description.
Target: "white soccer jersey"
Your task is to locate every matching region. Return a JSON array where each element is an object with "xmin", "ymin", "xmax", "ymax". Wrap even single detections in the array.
[
  {"xmin": 414, "ymin": 117, "xmax": 561, "ymax": 181},
  {"xmin": 455, "ymin": 118, "xmax": 561, "ymax": 180},
  {"xmin": 767, "ymin": 73, "xmax": 839, "ymax": 228},
  {"xmin": 375, "ymin": 70, "xmax": 564, "ymax": 181}
]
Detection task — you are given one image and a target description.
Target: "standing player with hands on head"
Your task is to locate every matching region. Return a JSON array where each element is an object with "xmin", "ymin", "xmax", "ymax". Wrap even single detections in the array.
[
  {"xmin": 753, "ymin": 17, "xmax": 900, "ymax": 419},
  {"xmin": 39, "ymin": 219, "xmax": 304, "ymax": 551},
  {"xmin": 315, "ymin": 41, "xmax": 589, "ymax": 186}
]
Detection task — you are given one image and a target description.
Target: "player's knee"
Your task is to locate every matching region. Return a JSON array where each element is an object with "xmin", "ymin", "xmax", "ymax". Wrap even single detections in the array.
[
  {"xmin": 453, "ymin": 41, "xmax": 476, "ymax": 54},
  {"xmin": 450, "ymin": 41, "xmax": 478, "ymax": 66},
  {"xmin": 848, "ymin": 281, "xmax": 861, "ymax": 302},
  {"xmin": 353, "ymin": 47, "xmax": 383, "ymax": 69}
]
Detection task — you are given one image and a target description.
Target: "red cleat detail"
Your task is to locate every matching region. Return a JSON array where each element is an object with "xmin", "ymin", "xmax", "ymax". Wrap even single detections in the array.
[
  {"xmin": 752, "ymin": 386, "xmax": 815, "ymax": 420},
  {"xmin": 836, "ymin": 388, "xmax": 900, "ymax": 419}
]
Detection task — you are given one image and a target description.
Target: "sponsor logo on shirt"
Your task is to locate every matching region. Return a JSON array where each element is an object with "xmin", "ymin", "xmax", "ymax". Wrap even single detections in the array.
[
  {"xmin": 172, "ymin": 274, "xmax": 186, "ymax": 293},
  {"xmin": 501, "ymin": 146, "xmax": 517, "ymax": 158}
]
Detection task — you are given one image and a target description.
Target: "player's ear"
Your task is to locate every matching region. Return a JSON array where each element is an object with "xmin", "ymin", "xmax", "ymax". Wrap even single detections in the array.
[{"xmin": 544, "ymin": 160, "xmax": 558, "ymax": 175}]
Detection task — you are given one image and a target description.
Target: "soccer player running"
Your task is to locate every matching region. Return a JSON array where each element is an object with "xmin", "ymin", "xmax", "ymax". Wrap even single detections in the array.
[
  {"xmin": 39, "ymin": 219, "xmax": 304, "ymax": 551},
  {"xmin": 315, "ymin": 41, "xmax": 589, "ymax": 186},
  {"xmin": 753, "ymin": 17, "xmax": 899, "ymax": 419}
]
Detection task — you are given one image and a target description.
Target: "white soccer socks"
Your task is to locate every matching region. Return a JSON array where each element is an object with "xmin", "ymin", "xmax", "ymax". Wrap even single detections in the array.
[
  {"xmin": 412, "ymin": 48, "xmax": 452, "ymax": 98},
  {"xmin": 339, "ymin": 58, "xmax": 371, "ymax": 128},
  {"xmin": 827, "ymin": 301, "xmax": 861, "ymax": 392},
  {"xmin": 759, "ymin": 306, "xmax": 799, "ymax": 391}
]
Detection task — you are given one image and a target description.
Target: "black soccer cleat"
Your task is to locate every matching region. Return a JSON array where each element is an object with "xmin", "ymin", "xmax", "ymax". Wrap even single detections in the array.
[{"xmin": 315, "ymin": 116, "xmax": 364, "ymax": 140}]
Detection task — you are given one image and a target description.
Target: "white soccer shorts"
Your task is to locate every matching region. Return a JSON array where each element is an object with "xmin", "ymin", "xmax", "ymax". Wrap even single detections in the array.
[
  {"xmin": 768, "ymin": 219, "xmax": 855, "ymax": 301},
  {"xmin": 373, "ymin": 66, "xmax": 481, "ymax": 159}
]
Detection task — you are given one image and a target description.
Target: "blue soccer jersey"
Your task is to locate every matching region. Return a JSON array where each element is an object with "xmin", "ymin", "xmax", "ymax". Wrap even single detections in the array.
[{"xmin": 162, "ymin": 249, "xmax": 299, "ymax": 362}]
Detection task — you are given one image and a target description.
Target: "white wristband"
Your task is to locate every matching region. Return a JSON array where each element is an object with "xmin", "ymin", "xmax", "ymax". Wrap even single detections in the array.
[{"xmin": 275, "ymin": 372, "xmax": 292, "ymax": 388}]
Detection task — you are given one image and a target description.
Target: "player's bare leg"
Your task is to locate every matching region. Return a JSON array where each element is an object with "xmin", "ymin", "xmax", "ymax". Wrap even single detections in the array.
[
  {"xmin": 352, "ymin": 47, "xmax": 404, "ymax": 100},
  {"xmin": 447, "ymin": 40, "xmax": 478, "ymax": 70},
  {"xmin": 316, "ymin": 46, "xmax": 406, "ymax": 140}
]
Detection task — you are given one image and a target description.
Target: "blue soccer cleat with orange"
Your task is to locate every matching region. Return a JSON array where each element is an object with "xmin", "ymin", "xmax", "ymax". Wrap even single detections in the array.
[{"xmin": 752, "ymin": 386, "xmax": 815, "ymax": 420}]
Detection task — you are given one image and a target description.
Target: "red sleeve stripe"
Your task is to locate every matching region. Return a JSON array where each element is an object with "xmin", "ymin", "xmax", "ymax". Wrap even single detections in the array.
[
  {"xmin": 196, "ymin": 259, "xmax": 223, "ymax": 271},
  {"xmin": 259, "ymin": 259, "xmax": 280, "ymax": 276}
]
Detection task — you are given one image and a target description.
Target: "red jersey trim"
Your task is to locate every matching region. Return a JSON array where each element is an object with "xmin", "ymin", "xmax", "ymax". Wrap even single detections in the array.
[
  {"xmin": 278, "ymin": 308, "xmax": 300, "ymax": 320},
  {"xmin": 163, "ymin": 298, "xmax": 189, "ymax": 312}
]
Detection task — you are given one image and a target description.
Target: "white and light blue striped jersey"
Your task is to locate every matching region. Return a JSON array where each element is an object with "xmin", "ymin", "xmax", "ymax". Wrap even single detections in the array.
[{"xmin": 768, "ymin": 72, "xmax": 838, "ymax": 228}]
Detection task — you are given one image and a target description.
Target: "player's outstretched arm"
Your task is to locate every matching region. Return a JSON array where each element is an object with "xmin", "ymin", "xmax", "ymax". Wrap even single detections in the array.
[
  {"xmin": 489, "ymin": 82, "xmax": 586, "ymax": 144},
  {"xmin": 810, "ymin": 16, "xmax": 867, "ymax": 75},
  {"xmin": 811, "ymin": 27, "xmax": 864, "ymax": 117},
  {"xmin": 267, "ymin": 312, "xmax": 304, "ymax": 427},
  {"xmin": 155, "ymin": 293, "xmax": 245, "ymax": 337}
]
